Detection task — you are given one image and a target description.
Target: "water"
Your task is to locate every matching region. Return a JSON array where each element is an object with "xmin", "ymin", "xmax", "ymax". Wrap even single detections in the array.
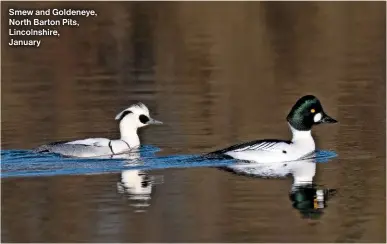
[
  {"xmin": 1, "ymin": 1, "xmax": 386, "ymax": 242},
  {"xmin": 1, "ymin": 147, "xmax": 337, "ymax": 178}
]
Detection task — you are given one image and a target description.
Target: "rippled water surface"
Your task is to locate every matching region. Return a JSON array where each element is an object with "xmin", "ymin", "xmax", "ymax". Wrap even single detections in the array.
[{"xmin": 1, "ymin": 1, "xmax": 386, "ymax": 242}]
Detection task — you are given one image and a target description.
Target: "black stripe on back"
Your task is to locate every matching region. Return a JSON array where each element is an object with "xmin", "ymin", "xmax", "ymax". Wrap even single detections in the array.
[{"xmin": 210, "ymin": 139, "xmax": 292, "ymax": 154}]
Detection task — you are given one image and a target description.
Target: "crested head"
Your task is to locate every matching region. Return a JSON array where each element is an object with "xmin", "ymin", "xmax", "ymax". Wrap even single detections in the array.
[
  {"xmin": 114, "ymin": 102, "xmax": 163, "ymax": 146},
  {"xmin": 115, "ymin": 102, "xmax": 150, "ymax": 121},
  {"xmin": 286, "ymin": 95, "xmax": 337, "ymax": 131},
  {"xmin": 115, "ymin": 102, "xmax": 163, "ymax": 130}
]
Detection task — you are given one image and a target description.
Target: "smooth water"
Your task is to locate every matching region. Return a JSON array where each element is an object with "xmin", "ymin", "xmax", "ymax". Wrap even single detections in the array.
[{"xmin": 1, "ymin": 1, "xmax": 386, "ymax": 243}]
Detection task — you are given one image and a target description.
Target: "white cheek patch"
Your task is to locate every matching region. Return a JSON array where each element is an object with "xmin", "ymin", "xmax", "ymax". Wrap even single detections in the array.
[{"xmin": 313, "ymin": 113, "xmax": 322, "ymax": 122}]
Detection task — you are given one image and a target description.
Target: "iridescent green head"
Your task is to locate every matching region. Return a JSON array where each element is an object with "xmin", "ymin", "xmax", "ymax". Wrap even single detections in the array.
[{"xmin": 287, "ymin": 95, "xmax": 337, "ymax": 131}]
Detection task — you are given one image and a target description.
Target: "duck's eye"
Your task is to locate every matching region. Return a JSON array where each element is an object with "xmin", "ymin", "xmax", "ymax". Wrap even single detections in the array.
[
  {"xmin": 310, "ymin": 108, "xmax": 316, "ymax": 113},
  {"xmin": 139, "ymin": 115, "xmax": 150, "ymax": 124}
]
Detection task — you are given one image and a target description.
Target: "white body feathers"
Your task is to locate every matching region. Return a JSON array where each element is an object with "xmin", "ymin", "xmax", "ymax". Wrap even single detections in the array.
[
  {"xmin": 34, "ymin": 103, "xmax": 161, "ymax": 158},
  {"xmin": 224, "ymin": 125, "xmax": 315, "ymax": 163}
]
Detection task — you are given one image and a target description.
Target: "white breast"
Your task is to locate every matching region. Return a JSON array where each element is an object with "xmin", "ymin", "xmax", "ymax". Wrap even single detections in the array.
[{"xmin": 110, "ymin": 140, "xmax": 132, "ymax": 154}]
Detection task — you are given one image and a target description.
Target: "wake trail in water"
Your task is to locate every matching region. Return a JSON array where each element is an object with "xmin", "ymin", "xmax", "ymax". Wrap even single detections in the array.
[{"xmin": 0, "ymin": 145, "xmax": 337, "ymax": 178}]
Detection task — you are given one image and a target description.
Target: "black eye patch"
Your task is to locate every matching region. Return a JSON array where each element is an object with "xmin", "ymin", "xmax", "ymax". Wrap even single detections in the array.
[
  {"xmin": 117, "ymin": 110, "xmax": 132, "ymax": 121},
  {"xmin": 139, "ymin": 115, "xmax": 150, "ymax": 124}
]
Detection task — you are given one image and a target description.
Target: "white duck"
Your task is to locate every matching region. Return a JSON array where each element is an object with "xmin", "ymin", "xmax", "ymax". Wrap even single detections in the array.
[{"xmin": 34, "ymin": 102, "xmax": 162, "ymax": 158}]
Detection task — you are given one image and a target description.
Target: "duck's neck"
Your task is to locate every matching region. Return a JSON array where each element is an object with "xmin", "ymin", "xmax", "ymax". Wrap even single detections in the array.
[
  {"xmin": 289, "ymin": 124, "xmax": 314, "ymax": 145},
  {"xmin": 119, "ymin": 124, "xmax": 140, "ymax": 148}
]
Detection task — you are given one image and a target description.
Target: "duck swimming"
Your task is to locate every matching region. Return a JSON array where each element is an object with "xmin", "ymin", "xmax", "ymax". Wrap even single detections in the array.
[
  {"xmin": 210, "ymin": 95, "xmax": 337, "ymax": 163},
  {"xmin": 34, "ymin": 102, "xmax": 162, "ymax": 158}
]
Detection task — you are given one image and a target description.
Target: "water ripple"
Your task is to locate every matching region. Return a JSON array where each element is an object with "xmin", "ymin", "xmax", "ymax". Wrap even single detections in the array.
[{"xmin": 0, "ymin": 146, "xmax": 337, "ymax": 178}]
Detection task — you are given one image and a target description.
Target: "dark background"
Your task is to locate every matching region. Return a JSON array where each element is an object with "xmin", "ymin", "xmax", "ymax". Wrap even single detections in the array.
[{"xmin": 1, "ymin": 1, "xmax": 386, "ymax": 242}]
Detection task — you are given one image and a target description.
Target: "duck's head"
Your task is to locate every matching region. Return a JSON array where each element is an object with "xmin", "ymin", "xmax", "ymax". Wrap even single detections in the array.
[
  {"xmin": 286, "ymin": 95, "xmax": 337, "ymax": 131},
  {"xmin": 289, "ymin": 184, "xmax": 337, "ymax": 219},
  {"xmin": 115, "ymin": 102, "xmax": 163, "ymax": 130}
]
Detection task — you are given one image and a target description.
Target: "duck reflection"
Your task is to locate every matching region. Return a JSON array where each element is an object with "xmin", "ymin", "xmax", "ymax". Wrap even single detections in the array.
[
  {"xmin": 220, "ymin": 156, "xmax": 337, "ymax": 219},
  {"xmin": 114, "ymin": 150, "xmax": 163, "ymax": 212},
  {"xmin": 290, "ymin": 183, "xmax": 337, "ymax": 219},
  {"xmin": 117, "ymin": 169, "xmax": 153, "ymax": 211}
]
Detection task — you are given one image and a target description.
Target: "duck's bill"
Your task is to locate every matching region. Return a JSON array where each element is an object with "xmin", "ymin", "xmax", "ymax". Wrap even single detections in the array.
[
  {"xmin": 320, "ymin": 114, "xmax": 338, "ymax": 124},
  {"xmin": 147, "ymin": 118, "xmax": 163, "ymax": 125}
]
